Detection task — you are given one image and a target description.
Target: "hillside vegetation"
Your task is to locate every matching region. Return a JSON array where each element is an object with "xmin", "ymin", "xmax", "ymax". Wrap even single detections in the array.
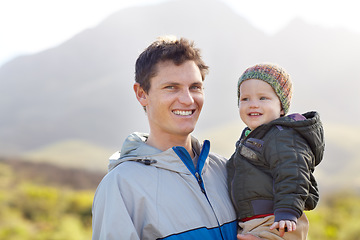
[
  {"xmin": 1, "ymin": 157, "xmax": 360, "ymax": 239},
  {"xmin": 0, "ymin": 158, "xmax": 104, "ymax": 240}
]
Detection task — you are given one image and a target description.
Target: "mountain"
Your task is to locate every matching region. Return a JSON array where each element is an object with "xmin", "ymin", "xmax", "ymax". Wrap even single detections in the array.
[{"xmin": 0, "ymin": 0, "xmax": 359, "ymax": 192}]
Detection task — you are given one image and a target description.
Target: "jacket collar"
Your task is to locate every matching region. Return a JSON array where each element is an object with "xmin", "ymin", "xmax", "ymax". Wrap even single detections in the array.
[{"xmin": 108, "ymin": 132, "xmax": 210, "ymax": 174}]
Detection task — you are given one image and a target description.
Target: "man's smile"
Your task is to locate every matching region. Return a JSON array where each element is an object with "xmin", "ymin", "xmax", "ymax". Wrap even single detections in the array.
[{"xmin": 173, "ymin": 110, "xmax": 194, "ymax": 116}]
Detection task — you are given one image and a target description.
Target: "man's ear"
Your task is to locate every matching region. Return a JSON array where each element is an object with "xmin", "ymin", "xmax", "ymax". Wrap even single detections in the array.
[{"xmin": 133, "ymin": 83, "xmax": 148, "ymax": 107}]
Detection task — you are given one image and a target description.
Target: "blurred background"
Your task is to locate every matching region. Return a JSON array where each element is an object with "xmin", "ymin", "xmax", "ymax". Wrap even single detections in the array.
[{"xmin": 0, "ymin": 0, "xmax": 359, "ymax": 239}]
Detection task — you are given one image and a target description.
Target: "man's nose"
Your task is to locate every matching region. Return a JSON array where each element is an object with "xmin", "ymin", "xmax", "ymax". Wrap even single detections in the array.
[{"xmin": 178, "ymin": 89, "xmax": 194, "ymax": 105}]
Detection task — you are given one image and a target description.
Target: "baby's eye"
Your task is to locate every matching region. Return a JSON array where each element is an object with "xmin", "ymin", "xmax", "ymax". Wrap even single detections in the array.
[
  {"xmin": 260, "ymin": 97, "xmax": 268, "ymax": 100},
  {"xmin": 240, "ymin": 97, "xmax": 249, "ymax": 101}
]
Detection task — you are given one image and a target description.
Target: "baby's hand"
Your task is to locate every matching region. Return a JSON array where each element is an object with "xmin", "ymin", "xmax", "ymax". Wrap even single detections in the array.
[{"xmin": 269, "ymin": 220, "xmax": 296, "ymax": 237}]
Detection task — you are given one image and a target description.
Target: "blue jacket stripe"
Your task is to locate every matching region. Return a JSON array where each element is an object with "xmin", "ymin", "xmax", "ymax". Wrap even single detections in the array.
[
  {"xmin": 197, "ymin": 140, "xmax": 210, "ymax": 173},
  {"xmin": 159, "ymin": 220, "xmax": 237, "ymax": 240}
]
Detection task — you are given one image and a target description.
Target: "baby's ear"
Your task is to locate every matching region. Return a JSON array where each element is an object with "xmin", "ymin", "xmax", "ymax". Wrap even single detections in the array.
[{"xmin": 280, "ymin": 109, "xmax": 285, "ymax": 116}]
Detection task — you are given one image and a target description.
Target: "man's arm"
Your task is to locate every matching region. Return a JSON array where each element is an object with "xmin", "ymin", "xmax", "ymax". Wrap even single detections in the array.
[{"xmin": 92, "ymin": 174, "xmax": 140, "ymax": 240}]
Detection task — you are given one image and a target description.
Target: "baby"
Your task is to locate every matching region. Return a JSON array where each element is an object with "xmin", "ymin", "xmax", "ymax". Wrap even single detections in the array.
[{"xmin": 227, "ymin": 63, "xmax": 325, "ymax": 239}]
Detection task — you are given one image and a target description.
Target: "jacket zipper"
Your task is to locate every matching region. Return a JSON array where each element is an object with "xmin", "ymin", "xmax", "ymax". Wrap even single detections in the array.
[
  {"xmin": 173, "ymin": 141, "xmax": 226, "ymax": 239},
  {"xmin": 195, "ymin": 171, "xmax": 206, "ymax": 194}
]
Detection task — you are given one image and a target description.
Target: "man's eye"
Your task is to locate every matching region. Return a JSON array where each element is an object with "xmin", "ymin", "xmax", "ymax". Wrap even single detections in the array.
[
  {"xmin": 191, "ymin": 85, "xmax": 202, "ymax": 90},
  {"xmin": 164, "ymin": 86, "xmax": 175, "ymax": 89}
]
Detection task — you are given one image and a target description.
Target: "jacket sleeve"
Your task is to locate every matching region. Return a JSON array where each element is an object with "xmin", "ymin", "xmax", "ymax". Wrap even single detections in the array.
[
  {"xmin": 92, "ymin": 172, "xmax": 140, "ymax": 240},
  {"xmin": 265, "ymin": 128, "xmax": 315, "ymax": 223}
]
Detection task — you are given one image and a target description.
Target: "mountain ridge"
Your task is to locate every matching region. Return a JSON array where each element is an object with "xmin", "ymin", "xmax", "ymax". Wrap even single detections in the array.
[{"xmin": 0, "ymin": 0, "xmax": 358, "ymax": 193}]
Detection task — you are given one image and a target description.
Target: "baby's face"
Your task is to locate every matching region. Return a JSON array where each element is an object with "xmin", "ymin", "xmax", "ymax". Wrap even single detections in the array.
[{"xmin": 238, "ymin": 79, "xmax": 284, "ymax": 130}]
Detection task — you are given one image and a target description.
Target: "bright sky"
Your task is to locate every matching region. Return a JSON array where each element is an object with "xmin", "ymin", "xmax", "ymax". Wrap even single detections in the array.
[{"xmin": 1, "ymin": 0, "xmax": 359, "ymax": 67}]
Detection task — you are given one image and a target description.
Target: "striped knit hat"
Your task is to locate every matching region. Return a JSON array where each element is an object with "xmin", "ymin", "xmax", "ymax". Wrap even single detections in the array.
[{"xmin": 237, "ymin": 63, "xmax": 293, "ymax": 115}]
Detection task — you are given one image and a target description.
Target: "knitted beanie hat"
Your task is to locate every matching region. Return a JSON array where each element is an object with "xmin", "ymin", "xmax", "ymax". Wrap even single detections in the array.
[{"xmin": 237, "ymin": 63, "xmax": 293, "ymax": 115}]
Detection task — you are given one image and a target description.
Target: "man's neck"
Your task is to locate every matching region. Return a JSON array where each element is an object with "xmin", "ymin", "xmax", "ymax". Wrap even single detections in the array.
[{"xmin": 146, "ymin": 133, "xmax": 194, "ymax": 158}]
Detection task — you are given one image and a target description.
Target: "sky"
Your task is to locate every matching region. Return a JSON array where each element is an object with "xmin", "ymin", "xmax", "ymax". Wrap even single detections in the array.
[{"xmin": 1, "ymin": 0, "xmax": 360, "ymax": 67}]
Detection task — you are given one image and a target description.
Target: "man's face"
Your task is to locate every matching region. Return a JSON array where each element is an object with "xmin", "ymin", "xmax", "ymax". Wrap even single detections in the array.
[{"xmin": 142, "ymin": 60, "xmax": 204, "ymax": 139}]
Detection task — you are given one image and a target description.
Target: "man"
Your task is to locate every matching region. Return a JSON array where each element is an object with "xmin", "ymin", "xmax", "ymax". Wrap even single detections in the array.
[{"xmin": 92, "ymin": 36, "xmax": 260, "ymax": 240}]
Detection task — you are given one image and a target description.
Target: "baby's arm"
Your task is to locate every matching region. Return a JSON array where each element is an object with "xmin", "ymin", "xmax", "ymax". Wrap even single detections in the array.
[{"xmin": 269, "ymin": 220, "xmax": 296, "ymax": 237}]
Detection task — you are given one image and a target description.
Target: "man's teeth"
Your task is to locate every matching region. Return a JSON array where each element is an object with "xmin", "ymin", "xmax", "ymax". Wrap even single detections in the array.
[
  {"xmin": 173, "ymin": 110, "xmax": 193, "ymax": 116},
  {"xmin": 250, "ymin": 113, "xmax": 260, "ymax": 116}
]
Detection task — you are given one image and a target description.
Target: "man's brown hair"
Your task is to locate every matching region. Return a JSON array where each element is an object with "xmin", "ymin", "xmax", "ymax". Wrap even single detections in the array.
[{"xmin": 135, "ymin": 36, "xmax": 209, "ymax": 93}]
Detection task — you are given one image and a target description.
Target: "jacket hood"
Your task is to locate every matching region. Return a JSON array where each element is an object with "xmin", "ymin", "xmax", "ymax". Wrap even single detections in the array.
[
  {"xmin": 108, "ymin": 132, "xmax": 204, "ymax": 173},
  {"xmin": 270, "ymin": 111, "xmax": 325, "ymax": 166}
]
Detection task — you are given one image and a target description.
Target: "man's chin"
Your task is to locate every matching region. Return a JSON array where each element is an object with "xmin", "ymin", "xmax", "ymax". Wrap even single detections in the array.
[{"xmin": 176, "ymin": 127, "xmax": 196, "ymax": 136}]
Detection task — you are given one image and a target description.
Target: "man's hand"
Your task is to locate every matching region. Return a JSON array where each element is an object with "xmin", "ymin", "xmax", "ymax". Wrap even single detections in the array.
[
  {"xmin": 237, "ymin": 234, "xmax": 263, "ymax": 240},
  {"xmin": 269, "ymin": 220, "xmax": 296, "ymax": 237}
]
